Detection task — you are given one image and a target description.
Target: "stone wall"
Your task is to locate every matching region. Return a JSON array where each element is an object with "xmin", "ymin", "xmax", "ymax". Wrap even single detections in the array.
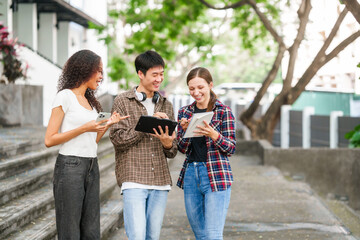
[
  {"xmin": 0, "ymin": 85, "xmax": 43, "ymax": 126},
  {"xmin": 236, "ymin": 140, "xmax": 360, "ymax": 210}
]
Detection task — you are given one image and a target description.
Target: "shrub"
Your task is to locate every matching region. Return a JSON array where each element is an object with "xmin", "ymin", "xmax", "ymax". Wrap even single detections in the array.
[
  {"xmin": 0, "ymin": 22, "xmax": 28, "ymax": 83},
  {"xmin": 345, "ymin": 124, "xmax": 360, "ymax": 148}
]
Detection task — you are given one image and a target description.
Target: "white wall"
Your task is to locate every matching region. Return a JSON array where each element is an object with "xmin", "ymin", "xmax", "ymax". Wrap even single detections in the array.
[
  {"xmin": 0, "ymin": 0, "xmax": 13, "ymax": 34},
  {"xmin": 7, "ymin": 0, "xmax": 109, "ymax": 126},
  {"xmin": 16, "ymin": 3, "xmax": 38, "ymax": 51},
  {"xmin": 83, "ymin": 0, "xmax": 109, "ymax": 95},
  {"xmin": 17, "ymin": 48, "xmax": 62, "ymax": 126}
]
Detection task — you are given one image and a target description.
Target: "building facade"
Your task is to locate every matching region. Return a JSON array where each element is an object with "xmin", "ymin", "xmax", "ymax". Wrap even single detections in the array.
[{"xmin": 0, "ymin": 0, "xmax": 108, "ymax": 125}]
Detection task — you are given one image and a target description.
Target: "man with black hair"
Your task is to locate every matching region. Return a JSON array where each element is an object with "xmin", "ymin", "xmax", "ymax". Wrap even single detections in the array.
[{"xmin": 110, "ymin": 50, "xmax": 177, "ymax": 240}]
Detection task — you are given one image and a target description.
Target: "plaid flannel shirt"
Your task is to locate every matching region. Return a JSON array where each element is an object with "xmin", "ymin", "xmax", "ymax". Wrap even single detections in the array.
[
  {"xmin": 109, "ymin": 88, "xmax": 177, "ymax": 188},
  {"xmin": 176, "ymin": 100, "xmax": 236, "ymax": 192}
]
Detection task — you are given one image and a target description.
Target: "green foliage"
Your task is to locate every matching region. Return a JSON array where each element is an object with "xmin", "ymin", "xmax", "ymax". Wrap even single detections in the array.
[
  {"xmin": 92, "ymin": 0, "xmax": 283, "ymax": 89},
  {"xmin": 120, "ymin": 0, "xmax": 210, "ymax": 60},
  {"xmin": 231, "ymin": 0, "xmax": 281, "ymax": 54},
  {"xmin": 88, "ymin": 21, "xmax": 106, "ymax": 33},
  {"xmin": 203, "ymin": 26, "xmax": 281, "ymax": 84},
  {"xmin": 345, "ymin": 124, "xmax": 360, "ymax": 148},
  {"xmin": 92, "ymin": 0, "xmax": 219, "ymax": 88},
  {"xmin": 108, "ymin": 56, "xmax": 134, "ymax": 89}
]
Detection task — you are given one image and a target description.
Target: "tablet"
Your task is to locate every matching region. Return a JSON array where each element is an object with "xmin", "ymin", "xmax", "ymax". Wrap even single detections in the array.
[
  {"xmin": 135, "ymin": 115, "xmax": 178, "ymax": 135},
  {"xmin": 183, "ymin": 111, "xmax": 214, "ymax": 138}
]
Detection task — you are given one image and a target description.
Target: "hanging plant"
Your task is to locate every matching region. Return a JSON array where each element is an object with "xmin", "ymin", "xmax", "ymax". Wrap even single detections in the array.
[{"xmin": 0, "ymin": 22, "xmax": 28, "ymax": 83}]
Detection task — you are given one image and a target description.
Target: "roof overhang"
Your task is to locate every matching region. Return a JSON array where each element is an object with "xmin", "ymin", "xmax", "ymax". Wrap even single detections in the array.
[{"xmin": 12, "ymin": 0, "xmax": 104, "ymax": 28}]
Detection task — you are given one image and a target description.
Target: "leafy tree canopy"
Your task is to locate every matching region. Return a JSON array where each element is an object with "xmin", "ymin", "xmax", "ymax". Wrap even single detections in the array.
[{"xmin": 91, "ymin": 0, "xmax": 283, "ymax": 91}]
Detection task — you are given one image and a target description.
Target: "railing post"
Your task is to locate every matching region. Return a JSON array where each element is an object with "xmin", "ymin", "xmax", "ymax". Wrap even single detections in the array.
[
  {"xmin": 330, "ymin": 111, "xmax": 343, "ymax": 149},
  {"xmin": 230, "ymin": 100, "xmax": 237, "ymax": 129},
  {"xmin": 168, "ymin": 94, "xmax": 174, "ymax": 106},
  {"xmin": 281, "ymin": 105, "xmax": 292, "ymax": 149},
  {"xmin": 173, "ymin": 95, "xmax": 181, "ymax": 120},
  {"xmin": 302, "ymin": 107, "xmax": 315, "ymax": 149},
  {"xmin": 181, "ymin": 95, "xmax": 189, "ymax": 108}
]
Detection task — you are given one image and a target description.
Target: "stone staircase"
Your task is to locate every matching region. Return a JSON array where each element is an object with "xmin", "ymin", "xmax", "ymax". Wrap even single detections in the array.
[{"xmin": 0, "ymin": 126, "xmax": 123, "ymax": 239}]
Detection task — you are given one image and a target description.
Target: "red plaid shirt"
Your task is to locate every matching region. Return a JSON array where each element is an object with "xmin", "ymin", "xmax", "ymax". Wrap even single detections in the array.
[{"xmin": 176, "ymin": 100, "xmax": 236, "ymax": 192}]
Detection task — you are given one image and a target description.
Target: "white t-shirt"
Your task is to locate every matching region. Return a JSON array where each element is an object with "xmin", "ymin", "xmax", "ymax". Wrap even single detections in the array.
[
  {"xmin": 141, "ymin": 97, "xmax": 155, "ymax": 116},
  {"xmin": 121, "ymin": 96, "xmax": 171, "ymax": 192},
  {"xmin": 52, "ymin": 89, "xmax": 98, "ymax": 158}
]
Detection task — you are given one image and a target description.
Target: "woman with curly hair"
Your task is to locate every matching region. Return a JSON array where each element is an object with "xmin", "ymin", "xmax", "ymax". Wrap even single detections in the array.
[{"xmin": 45, "ymin": 49, "xmax": 129, "ymax": 239}]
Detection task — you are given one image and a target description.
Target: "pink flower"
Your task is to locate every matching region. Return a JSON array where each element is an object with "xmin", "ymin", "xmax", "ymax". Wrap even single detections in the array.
[{"xmin": 1, "ymin": 22, "xmax": 28, "ymax": 83}]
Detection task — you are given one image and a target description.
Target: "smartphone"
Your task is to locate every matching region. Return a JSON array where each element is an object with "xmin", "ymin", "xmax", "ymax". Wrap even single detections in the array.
[{"xmin": 96, "ymin": 112, "xmax": 111, "ymax": 125}]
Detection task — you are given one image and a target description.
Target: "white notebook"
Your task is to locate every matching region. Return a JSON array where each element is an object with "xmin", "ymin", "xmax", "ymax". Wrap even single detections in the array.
[{"xmin": 183, "ymin": 112, "xmax": 214, "ymax": 138}]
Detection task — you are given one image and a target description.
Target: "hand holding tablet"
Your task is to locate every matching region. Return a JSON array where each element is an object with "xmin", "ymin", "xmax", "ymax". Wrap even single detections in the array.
[
  {"xmin": 183, "ymin": 112, "xmax": 214, "ymax": 138},
  {"xmin": 135, "ymin": 115, "xmax": 178, "ymax": 135}
]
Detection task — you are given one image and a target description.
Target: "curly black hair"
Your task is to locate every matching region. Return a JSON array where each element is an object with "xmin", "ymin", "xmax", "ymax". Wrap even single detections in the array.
[{"xmin": 57, "ymin": 49, "xmax": 102, "ymax": 112}]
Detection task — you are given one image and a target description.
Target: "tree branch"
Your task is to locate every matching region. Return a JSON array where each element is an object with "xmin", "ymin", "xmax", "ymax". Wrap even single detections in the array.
[
  {"xmin": 199, "ymin": 0, "xmax": 284, "ymax": 45},
  {"xmin": 288, "ymin": 7, "xmax": 350, "ymax": 97},
  {"xmin": 316, "ymin": 7, "xmax": 348, "ymax": 57},
  {"xmin": 198, "ymin": 0, "xmax": 249, "ymax": 10},
  {"xmin": 289, "ymin": 29, "xmax": 360, "ymax": 104},
  {"xmin": 283, "ymin": 0, "xmax": 311, "ymax": 91},
  {"xmin": 342, "ymin": 0, "xmax": 360, "ymax": 24},
  {"xmin": 241, "ymin": 43, "xmax": 286, "ymax": 122},
  {"xmin": 258, "ymin": 5, "xmax": 353, "ymax": 130},
  {"xmin": 325, "ymin": 30, "xmax": 360, "ymax": 64},
  {"xmin": 247, "ymin": 0, "xmax": 283, "ymax": 44}
]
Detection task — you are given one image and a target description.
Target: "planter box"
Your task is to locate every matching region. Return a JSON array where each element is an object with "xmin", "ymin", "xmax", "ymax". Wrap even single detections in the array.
[{"xmin": 0, "ymin": 84, "xmax": 43, "ymax": 126}]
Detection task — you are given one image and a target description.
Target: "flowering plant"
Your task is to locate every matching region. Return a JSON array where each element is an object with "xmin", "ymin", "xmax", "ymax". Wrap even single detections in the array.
[{"xmin": 0, "ymin": 22, "xmax": 28, "ymax": 83}]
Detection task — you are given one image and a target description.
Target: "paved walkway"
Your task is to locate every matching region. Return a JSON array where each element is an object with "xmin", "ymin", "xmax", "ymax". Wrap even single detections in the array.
[
  {"xmin": 109, "ymin": 153, "xmax": 358, "ymax": 240},
  {"xmin": 1, "ymin": 126, "xmax": 358, "ymax": 239}
]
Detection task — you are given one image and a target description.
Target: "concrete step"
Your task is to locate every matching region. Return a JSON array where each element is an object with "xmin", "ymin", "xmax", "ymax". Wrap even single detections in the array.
[
  {"xmin": 0, "ymin": 153, "xmax": 117, "ymax": 238},
  {"xmin": 2, "ymin": 163, "xmax": 120, "ymax": 239},
  {"xmin": 97, "ymin": 138, "xmax": 116, "ymax": 159},
  {"xmin": 0, "ymin": 146, "xmax": 59, "ymax": 180},
  {"xmin": 0, "ymin": 184, "xmax": 54, "ymax": 237},
  {"xmin": 0, "ymin": 140, "xmax": 114, "ymax": 206},
  {"xmin": 0, "ymin": 161, "xmax": 54, "ymax": 206},
  {"xmin": 0, "ymin": 127, "xmax": 112, "ymax": 159},
  {"xmin": 4, "ymin": 187, "xmax": 122, "ymax": 240},
  {"xmin": 100, "ymin": 188, "xmax": 123, "ymax": 240},
  {"xmin": 0, "ymin": 134, "xmax": 113, "ymax": 181},
  {"xmin": 0, "ymin": 126, "xmax": 46, "ymax": 159}
]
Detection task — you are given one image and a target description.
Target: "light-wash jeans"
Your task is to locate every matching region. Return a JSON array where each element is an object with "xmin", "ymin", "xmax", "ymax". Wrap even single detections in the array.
[
  {"xmin": 53, "ymin": 154, "xmax": 100, "ymax": 240},
  {"xmin": 183, "ymin": 162, "xmax": 231, "ymax": 240},
  {"xmin": 122, "ymin": 188, "xmax": 168, "ymax": 240}
]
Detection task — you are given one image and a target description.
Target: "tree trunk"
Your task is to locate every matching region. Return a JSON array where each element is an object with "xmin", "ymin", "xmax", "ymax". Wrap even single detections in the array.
[
  {"xmin": 240, "ymin": 44, "xmax": 286, "ymax": 139},
  {"xmin": 199, "ymin": 0, "xmax": 360, "ymax": 142},
  {"xmin": 244, "ymin": 6, "xmax": 360, "ymax": 142}
]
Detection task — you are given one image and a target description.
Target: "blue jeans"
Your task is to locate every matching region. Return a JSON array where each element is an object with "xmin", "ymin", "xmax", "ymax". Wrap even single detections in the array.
[
  {"xmin": 53, "ymin": 154, "xmax": 100, "ymax": 240},
  {"xmin": 122, "ymin": 188, "xmax": 168, "ymax": 240},
  {"xmin": 183, "ymin": 162, "xmax": 231, "ymax": 240}
]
